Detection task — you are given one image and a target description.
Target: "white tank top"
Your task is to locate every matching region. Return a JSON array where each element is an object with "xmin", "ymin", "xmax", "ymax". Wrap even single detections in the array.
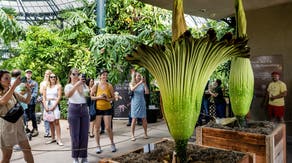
[{"xmin": 46, "ymin": 85, "xmax": 59, "ymax": 99}]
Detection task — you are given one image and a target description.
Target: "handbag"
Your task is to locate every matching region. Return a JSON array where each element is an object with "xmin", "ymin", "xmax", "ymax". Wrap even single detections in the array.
[
  {"xmin": 1, "ymin": 96, "xmax": 24, "ymax": 123},
  {"xmin": 44, "ymin": 111, "xmax": 55, "ymax": 122},
  {"xmin": 89, "ymin": 100, "xmax": 96, "ymax": 121}
]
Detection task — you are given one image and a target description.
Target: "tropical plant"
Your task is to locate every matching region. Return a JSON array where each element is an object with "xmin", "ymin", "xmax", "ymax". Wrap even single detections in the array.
[
  {"xmin": 229, "ymin": 0, "xmax": 254, "ymax": 127},
  {"xmin": 0, "ymin": 7, "xmax": 25, "ymax": 45},
  {"xmin": 89, "ymin": 0, "xmax": 172, "ymax": 84},
  {"xmin": 16, "ymin": 26, "xmax": 72, "ymax": 84},
  {"xmin": 90, "ymin": 34, "xmax": 137, "ymax": 84},
  {"xmin": 105, "ymin": 0, "xmax": 171, "ymax": 34},
  {"xmin": 2, "ymin": 1, "xmax": 98, "ymax": 84},
  {"xmin": 126, "ymin": 0, "xmax": 249, "ymax": 162}
]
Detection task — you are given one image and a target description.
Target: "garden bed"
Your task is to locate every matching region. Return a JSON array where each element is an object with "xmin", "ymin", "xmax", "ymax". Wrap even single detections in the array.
[
  {"xmin": 196, "ymin": 121, "xmax": 286, "ymax": 163},
  {"xmin": 99, "ymin": 139, "xmax": 253, "ymax": 163}
]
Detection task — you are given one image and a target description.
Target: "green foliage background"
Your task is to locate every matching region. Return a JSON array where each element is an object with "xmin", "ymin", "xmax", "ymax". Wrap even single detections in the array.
[{"xmin": 1, "ymin": 0, "xmax": 233, "ymax": 118}]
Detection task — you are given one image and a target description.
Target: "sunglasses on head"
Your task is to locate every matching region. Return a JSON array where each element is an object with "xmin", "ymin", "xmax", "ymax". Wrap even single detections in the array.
[
  {"xmin": 71, "ymin": 73, "xmax": 80, "ymax": 76},
  {"xmin": 50, "ymin": 76, "xmax": 56, "ymax": 78}
]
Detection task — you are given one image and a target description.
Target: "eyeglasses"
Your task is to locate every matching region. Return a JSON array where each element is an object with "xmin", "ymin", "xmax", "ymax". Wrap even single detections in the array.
[
  {"xmin": 50, "ymin": 76, "xmax": 56, "ymax": 79},
  {"xmin": 71, "ymin": 73, "xmax": 80, "ymax": 76}
]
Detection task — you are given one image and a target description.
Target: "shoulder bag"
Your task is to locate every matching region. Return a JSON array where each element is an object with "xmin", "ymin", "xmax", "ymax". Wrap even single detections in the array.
[{"xmin": 1, "ymin": 95, "xmax": 24, "ymax": 123}]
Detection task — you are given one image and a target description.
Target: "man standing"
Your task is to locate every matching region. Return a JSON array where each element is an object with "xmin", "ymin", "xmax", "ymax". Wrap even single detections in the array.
[
  {"xmin": 25, "ymin": 69, "xmax": 39, "ymax": 137},
  {"xmin": 266, "ymin": 71, "xmax": 287, "ymax": 122}
]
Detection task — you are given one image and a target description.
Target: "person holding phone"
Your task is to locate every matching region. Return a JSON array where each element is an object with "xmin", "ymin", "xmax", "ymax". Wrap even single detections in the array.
[
  {"xmin": 129, "ymin": 72, "xmax": 149, "ymax": 141},
  {"xmin": 0, "ymin": 70, "xmax": 34, "ymax": 163},
  {"xmin": 64, "ymin": 68, "xmax": 90, "ymax": 163}
]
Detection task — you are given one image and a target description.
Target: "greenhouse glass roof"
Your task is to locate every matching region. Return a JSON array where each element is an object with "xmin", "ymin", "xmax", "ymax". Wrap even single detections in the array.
[{"xmin": 0, "ymin": 0, "xmax": 84, "ymax": 23}]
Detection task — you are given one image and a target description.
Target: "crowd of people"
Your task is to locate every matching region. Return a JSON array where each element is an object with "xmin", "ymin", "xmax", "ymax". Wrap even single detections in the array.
[
  {"xmin": 0, "ymin": 67, "xmax": 287, "ymax": 163},
  {"xmin": 0, "ymin": 68, "xmax": 150, "ymax": 163},
  {"xmin": 197, "ymin": 79, "xmax": 228, "ymax": 126}
]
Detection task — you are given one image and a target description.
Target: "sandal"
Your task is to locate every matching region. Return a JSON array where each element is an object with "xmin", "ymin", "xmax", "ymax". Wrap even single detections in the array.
[
  {"xmin": 89, "ymin": 134, "xmax": 94, "ymax": 138},
  {"xmin": 131, "ymin": 137, "xmax": 136, "ymax": 141},
  {"xmin": 143, "ymin": 135, "xmax": 149, "ymax": 139}
]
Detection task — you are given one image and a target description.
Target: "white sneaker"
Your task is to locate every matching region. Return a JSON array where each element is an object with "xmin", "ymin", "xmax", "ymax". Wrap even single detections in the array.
[
  {"xmin": 73, "ymin": 158, "xmax": 79, "ymax": 163},
  {"xmin": 111, "ymin": 144, "xmax": 117, "ymax": 152},
  {"xmin": 96, "ymin": 146, "xmax": 102, "ymax": 154}
]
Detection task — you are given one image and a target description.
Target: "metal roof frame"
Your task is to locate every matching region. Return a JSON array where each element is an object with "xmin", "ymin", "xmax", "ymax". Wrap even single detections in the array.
[{"xmin": 0, "ymin": 0, "xmax": 84, "ymax": 24}]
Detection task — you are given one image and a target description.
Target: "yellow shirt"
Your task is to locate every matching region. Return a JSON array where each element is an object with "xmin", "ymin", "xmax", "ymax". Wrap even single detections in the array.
[
  {"xmin": 267, "ymin": 80, "xmax": 287, "ymax": 106},
  {"xmin": 95, "ymin": 83, "xmax": 112, "ymax": 110}
]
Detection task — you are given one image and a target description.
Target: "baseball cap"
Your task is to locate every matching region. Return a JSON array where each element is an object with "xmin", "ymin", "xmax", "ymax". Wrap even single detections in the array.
[
  {"xmin": 25, "ymin": 69, "xmax": 32, "ymax": 73},
  {"xmin": 271, "ymin": 71, "xmax": 280, "ymax": 76}
]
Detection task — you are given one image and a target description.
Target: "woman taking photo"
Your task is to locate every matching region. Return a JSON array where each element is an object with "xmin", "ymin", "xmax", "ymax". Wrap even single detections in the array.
[
  {"xmin": 0, "ymin": 70, "xmax": 34, "ymax": 163},
  {"xmin": 90, "ymin": 69, "xmax": 116, "ymax": 154},
  {"xmin": 64, "ymin": 68, "xmax": 90, "ymax": 163},
  {"xmin": 43, "ymin": 73, "xmax": 63, "ymax": 146},
  {"xmin": 129, "ymin": 72, "xmax": 149, "ymax": 141}
]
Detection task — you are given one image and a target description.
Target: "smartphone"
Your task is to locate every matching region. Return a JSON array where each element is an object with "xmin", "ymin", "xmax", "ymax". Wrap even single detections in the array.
[
  {"xmin": 21, "ymin": 76, "xmax": 27, "ymax": 83},
  {"xmin": 81, "ymin": 74, "xmax": 86, "ymax": 82}
]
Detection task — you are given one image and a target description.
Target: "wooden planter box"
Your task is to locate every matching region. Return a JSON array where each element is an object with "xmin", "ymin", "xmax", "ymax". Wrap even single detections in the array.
[
  {"xmin": 99, "ymin": 139, "xmax": 253, "ymax": 163},
  {"xmin": 196, "ymin": 123, "xmax": 286, "ymax": 163}
]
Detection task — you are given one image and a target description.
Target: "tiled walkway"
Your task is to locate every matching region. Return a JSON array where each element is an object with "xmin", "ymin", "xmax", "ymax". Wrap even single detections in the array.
[{"xmin": 5, "ymin": 119, "xmax": 172, "ymax": 163}]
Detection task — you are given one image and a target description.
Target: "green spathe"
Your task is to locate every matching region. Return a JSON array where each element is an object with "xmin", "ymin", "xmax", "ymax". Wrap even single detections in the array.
[
  {"xmin": 229, "ymin": 0, "xmax": 254, "ymax": 123},
  {"xmin": 229, "ymin": 57, "xmax": 254, "ymax": 116}
]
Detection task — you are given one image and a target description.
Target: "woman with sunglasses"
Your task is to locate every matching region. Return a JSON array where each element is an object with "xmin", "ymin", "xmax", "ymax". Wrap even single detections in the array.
[
  {"xmin": 64, "ymin": 68, "xmax": 90, "ymax": 163},
  {"xmin": 42, "ymin": 73, "xmax": 63, "ymax": 146},
  {"xmin": 0, "ymin": 70, "xmax": 34, "ymax": 163}
]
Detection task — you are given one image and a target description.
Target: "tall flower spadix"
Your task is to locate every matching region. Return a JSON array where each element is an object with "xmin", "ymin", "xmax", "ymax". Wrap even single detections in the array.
[
  {"xmin": 229, "ymin": 0, "xmax": 254, "ymax": 127},
  {"xmin": 127, "ymin": 0, "xmax": 249, "ymax": 162}
]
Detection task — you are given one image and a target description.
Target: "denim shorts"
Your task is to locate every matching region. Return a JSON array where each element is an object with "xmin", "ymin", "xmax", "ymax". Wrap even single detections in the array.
[{"xmin": 96, "ymin": 109, "xmax": 113, "ymax": 116}]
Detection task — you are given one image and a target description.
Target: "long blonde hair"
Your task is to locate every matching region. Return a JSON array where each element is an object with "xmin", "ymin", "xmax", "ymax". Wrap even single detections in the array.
[
  {"xmin": 46, "ymin": 73, "xmax": 61, "ymax": 88},
  {"xmin": 43, "ymin": 70, "xmax": 52, "ymax": 82},
  {"xmin": 130, "ymin": 72, "xmax": 140, "ymax": 87}
]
